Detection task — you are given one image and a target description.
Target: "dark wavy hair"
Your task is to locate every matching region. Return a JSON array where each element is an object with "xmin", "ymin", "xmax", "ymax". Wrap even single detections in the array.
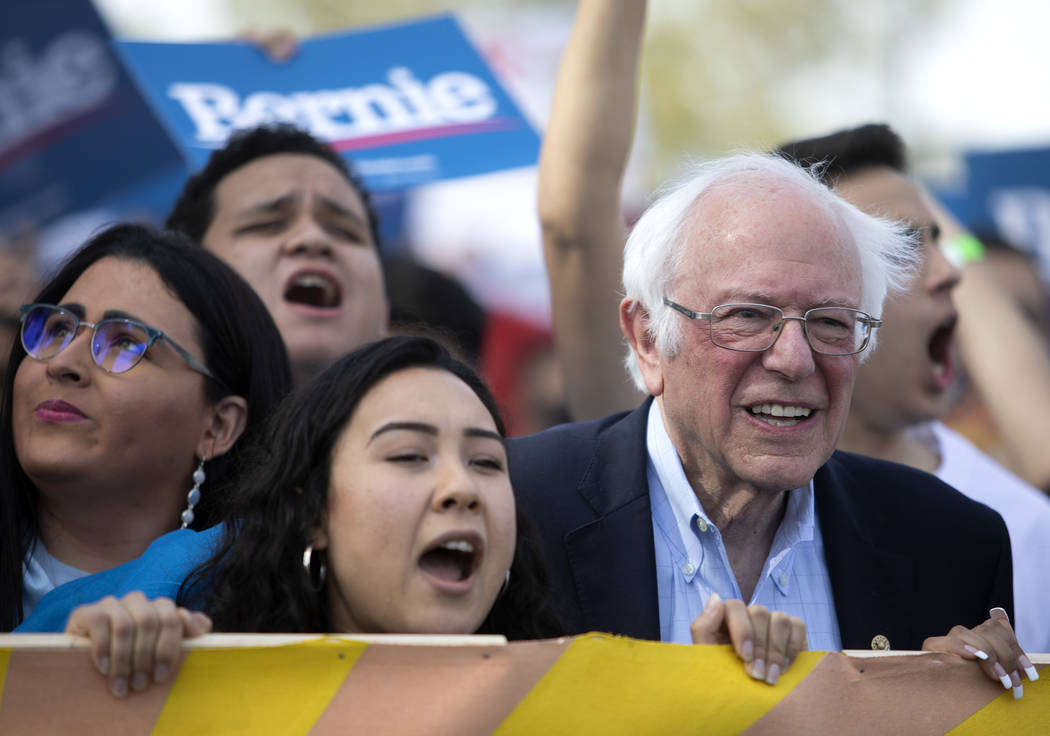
[
  {"xmin": 183, "ymin": 336, "xmax": 563, "ymax": 640},
  {"xmin": 0, "ymin": 223, "xmax": 292, "ymax": 630},
  {"xmin": 165, "ymin": 124, "xmax": 381, "ymax": 248},
  {"xmin": 774, "ymin": 123, "xmax": 908, "ymax": 184}
]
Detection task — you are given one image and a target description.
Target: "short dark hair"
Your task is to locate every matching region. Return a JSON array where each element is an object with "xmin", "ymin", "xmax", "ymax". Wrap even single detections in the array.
[
  {"xmin": 165, "ymin": 124, "xmax": 381, "ymax": 247},
  {"xmin": 186, "ymin": 335, "xmax": 562, "ymax": 639},
  {"xmin": 775, "ymin": 123, "xmax": 908, "ymax": 185},
  {"xmin": 0, "ymin": 223, "xmax": 292, "ymax": 629}
]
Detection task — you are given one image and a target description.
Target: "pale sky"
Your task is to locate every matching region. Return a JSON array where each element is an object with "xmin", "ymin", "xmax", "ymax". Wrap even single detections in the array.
[{"xmin": 913, "ymin": 0, "xmax": 1050, "ymax": 147}]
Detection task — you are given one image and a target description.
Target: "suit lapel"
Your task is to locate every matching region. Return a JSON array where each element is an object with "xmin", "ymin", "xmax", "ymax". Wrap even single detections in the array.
[
  {"xmin": 816, "ymin": 453, "xmax": 916, "ymax": 650},
  {"xmin": 564, "ymin": 400, "xmax": 662, "ymax": 639},
  {"xmin": 555, "ymin": 412, "xmax": 920, "ymax": 647}
]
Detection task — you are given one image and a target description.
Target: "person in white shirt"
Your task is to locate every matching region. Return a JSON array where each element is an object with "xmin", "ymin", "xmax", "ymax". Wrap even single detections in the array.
[{"xmin": 778, "ymin": 123, "xmax": 1050, "ymax": 653}]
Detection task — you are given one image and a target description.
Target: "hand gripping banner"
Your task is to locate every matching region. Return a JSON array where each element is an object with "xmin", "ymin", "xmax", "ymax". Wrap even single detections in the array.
[{"xmin": 0, "ymin": 633, "xmax": 1046, "ymax": 734}]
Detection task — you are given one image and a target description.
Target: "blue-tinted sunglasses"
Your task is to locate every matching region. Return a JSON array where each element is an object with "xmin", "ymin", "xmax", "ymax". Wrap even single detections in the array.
[{"xmin": 19, "ymin": 303, "xmax": 218, "ymax": 381}]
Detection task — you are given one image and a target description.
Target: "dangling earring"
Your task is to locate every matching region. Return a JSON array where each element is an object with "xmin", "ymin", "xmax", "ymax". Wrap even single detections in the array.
[
  {"xmin": 302, "ymin": 544, "xmax": 327, "ymax": 591},
  {"xmin": 181, "ymin": 458, "xmax": 206, "ymax": 529},
  {"xmin": 500, "ymin": 569, "xmax": 511, "ymax": 597}
]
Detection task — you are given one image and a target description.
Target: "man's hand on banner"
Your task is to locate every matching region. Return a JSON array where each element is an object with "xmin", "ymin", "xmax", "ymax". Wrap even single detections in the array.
[
  {"xmin": 690, "ymin": 593, "xmax": 807, "ymax": 685},
  {"xmin": 65, "ymin": 592, "xmax": 212, "ymax": 698}
]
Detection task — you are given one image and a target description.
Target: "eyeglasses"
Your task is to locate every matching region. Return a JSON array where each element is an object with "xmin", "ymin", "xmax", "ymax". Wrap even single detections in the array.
[
  {"xmin": 19, "ymin": 303, "xmax": 219, "ymax": 380},
  {"xmin": 663, "ymin": 299, "xmax": 882, "ymax": 356}
]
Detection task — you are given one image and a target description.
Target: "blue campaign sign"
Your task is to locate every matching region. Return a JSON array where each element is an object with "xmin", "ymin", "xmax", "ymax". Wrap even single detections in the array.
[
  {"xmin": 966, "ymin": 146, "xmax": 1050, "ymax": 283},
  {"xmin": 116, "ymin": 15, "xmax": 541, "ymax": 192},
  {"xmin": 932, "ymin": 145, "xmax": 1050, "ymax": 284},
  {"xmin": 0, "ymin": 0, "xmax": 186, "ymax": 234}
]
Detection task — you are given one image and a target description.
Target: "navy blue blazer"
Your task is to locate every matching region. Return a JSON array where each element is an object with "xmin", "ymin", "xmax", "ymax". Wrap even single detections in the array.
[{"xmin": 508, "ymin": 399, "xmax": 1013, "ymax": 651}]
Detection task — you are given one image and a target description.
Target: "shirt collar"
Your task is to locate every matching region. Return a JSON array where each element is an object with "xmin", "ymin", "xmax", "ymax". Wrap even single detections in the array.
[
  {"xmin": 647, "ymin": 400, "xmax": 705, "ymax": 565},
  {"xmin": 646, "ymin": 399, "xmax": 817, "ymax": 587}
]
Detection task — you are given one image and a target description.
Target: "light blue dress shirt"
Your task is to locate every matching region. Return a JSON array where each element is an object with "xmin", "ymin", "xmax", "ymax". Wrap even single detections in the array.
[{"xmin": 646, "ymin": 401, "xmax": 842, "ymax": 651}]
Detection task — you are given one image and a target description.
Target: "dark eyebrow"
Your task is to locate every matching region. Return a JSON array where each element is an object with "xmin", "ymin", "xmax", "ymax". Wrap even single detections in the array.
[
  {"xmin": 369, "ymin": 421, "xmax": 439, "ymax": 443},
  {"xmin": 316, "ymin": 195, "xmax": 370, "ymax": 234},
  {"xmin": 57, "ymin": 302, "xmax": 85, "ymax": 318},
  {"xmin": 465, "ymin": 427, "xmax": 506, "ymax": 445},
  {"xmin": 237, "ymin": 193, "xmax": 297, "ymax": 218},
  {"xmin": 101, "ymin": 309, "xmax": 148, "ymax": 323},
  {"xmin": 368, "ymin": 422, "xmax": 505, "ymax": 446},
  {"xmin": 54, "ymin": 304, "xmax": 155, "ymax": 328},
  {"xmin": 316, "ymin": 195, "xmax": 362, "ymax": 221}
]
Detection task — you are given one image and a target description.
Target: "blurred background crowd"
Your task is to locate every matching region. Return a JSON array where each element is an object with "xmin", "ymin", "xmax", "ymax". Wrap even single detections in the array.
[{"xmin": 3, "ymin": 0, "xmax": 1050, "ymax": 446}]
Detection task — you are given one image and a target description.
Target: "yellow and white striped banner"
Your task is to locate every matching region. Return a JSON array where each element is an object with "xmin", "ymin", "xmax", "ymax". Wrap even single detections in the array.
[{"xmin": 0, "ymin": 633, "xmax": 1045, "ymax": 734}]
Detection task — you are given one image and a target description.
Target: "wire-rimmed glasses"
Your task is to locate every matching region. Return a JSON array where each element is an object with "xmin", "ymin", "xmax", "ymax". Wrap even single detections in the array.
[
  {"xmin": 663, "ymin": 299, "xmax": 882, "ymax": 356},
  {"xmin": 19, "ymin": 303, "xmax": 220, "ymax": 380}
]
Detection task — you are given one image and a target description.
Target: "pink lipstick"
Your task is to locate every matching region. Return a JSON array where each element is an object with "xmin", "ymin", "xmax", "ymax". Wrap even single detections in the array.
[{"xmin": 34, "ymin": 399, "xmax": 87, "ymax": 423}]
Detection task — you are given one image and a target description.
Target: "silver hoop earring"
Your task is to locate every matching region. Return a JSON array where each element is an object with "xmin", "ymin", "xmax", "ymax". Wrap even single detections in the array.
[
  {"xmin": 302, "ymin": 544, "xmax": 327, "ymax": 591},
  {"xmin": 181, "ymin": 458, "xmax": 206, "ymax": 529},
  {"xmin": 500, "ymin": 569, "xmax": 511, "ymax": 597}
]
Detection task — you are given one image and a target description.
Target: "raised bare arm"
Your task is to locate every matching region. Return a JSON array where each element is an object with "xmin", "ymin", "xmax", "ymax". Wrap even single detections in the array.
[
  {"xmin": 539, "ymin": 0, "xmax": 648, "ymax": 420},
  {"xmin": 928, "ymin": 190, "xmax": 1050, "ymax": 491}
]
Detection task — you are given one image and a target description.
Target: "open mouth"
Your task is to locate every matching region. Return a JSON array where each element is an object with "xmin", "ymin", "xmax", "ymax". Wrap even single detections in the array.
[
  {"xmin": 748, "ymin": 403, "xmax": 813, "ymax": 427},
  {"xmin": 418, "ymin": 539, "xmax": 480, "ymax": 583},
  {"xmin": 927, "ymin": 314, "xmax": 957, "ymax": 387},
  {"xmin": 283, "ymin": 272, "xmax": 342, "ymax": 309}
]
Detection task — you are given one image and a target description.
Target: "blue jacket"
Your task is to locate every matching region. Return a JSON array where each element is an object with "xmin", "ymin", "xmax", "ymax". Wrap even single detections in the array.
[
  {"xmin": 16, "ymin": 525, "xmax": 223, "ymax": 633},
  {"xmin": 507, "ymin": 399, "xmax": 1014, "ymax": 650}
]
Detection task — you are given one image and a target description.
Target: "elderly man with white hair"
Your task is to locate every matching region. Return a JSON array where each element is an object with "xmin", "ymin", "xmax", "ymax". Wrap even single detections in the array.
[
  {"xmin": 516, "ymin": 0, "xmax": 1034, "ymax": 697},
  {"xmin": 508, "ymin": 151, "xmax": 1017, "ymax": 683}
]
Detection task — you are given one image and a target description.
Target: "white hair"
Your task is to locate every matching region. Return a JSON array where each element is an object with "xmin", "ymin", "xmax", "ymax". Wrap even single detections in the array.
[{"xmin": 621, "ymin": 152, "xmax": 919, "ymax": 390}]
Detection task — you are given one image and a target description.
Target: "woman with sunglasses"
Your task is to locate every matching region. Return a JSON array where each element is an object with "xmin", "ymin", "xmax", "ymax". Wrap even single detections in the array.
[{"xmin": 0, "ymin": 223, "xmax": 292, "ymax": 630}]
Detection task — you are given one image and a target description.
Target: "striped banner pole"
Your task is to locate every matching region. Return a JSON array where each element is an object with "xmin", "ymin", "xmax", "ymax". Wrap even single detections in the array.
[{"xmin": 1, "ymin": 634, "xmax": 1045, "ymax": 734}]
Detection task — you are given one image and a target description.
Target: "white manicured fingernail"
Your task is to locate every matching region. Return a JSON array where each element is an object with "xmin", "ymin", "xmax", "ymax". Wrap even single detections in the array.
[
  {"xmin": 1019, "ymin": 655, "xmax": 1039, "ymax": 682},
  {"xmin": 1013, "ymin": 685, "xmax": 1023, "ymax": 699},
  {"xmin": 993, "ymin": 663, "xmax": 1012, "ymax": 690},
  {"xmin": 963, "ymin": 644, "xmax": 988, "ymax": 660}
]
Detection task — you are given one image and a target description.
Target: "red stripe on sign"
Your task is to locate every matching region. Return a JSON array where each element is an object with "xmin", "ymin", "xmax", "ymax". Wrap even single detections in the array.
[
  {"xmin": 0, "ymin": 105, "xmax": 116, "ymax": 170},
  {"xmin": 328, "ymin": 118, "xmax": 522, "ymax": 151}
]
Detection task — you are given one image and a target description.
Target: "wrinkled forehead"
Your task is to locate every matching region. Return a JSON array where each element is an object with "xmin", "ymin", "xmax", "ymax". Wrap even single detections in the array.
[
  {"xmin": 688, "ymin": 172, "xmax": 848, "ymax": 239},
  {"xmin": 677, "ymin": 173, "xmax": 862, "ymax": 302},
  {"xmin": 214, "ymin": 153, "xmax": 365, "ymax": 214}
]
